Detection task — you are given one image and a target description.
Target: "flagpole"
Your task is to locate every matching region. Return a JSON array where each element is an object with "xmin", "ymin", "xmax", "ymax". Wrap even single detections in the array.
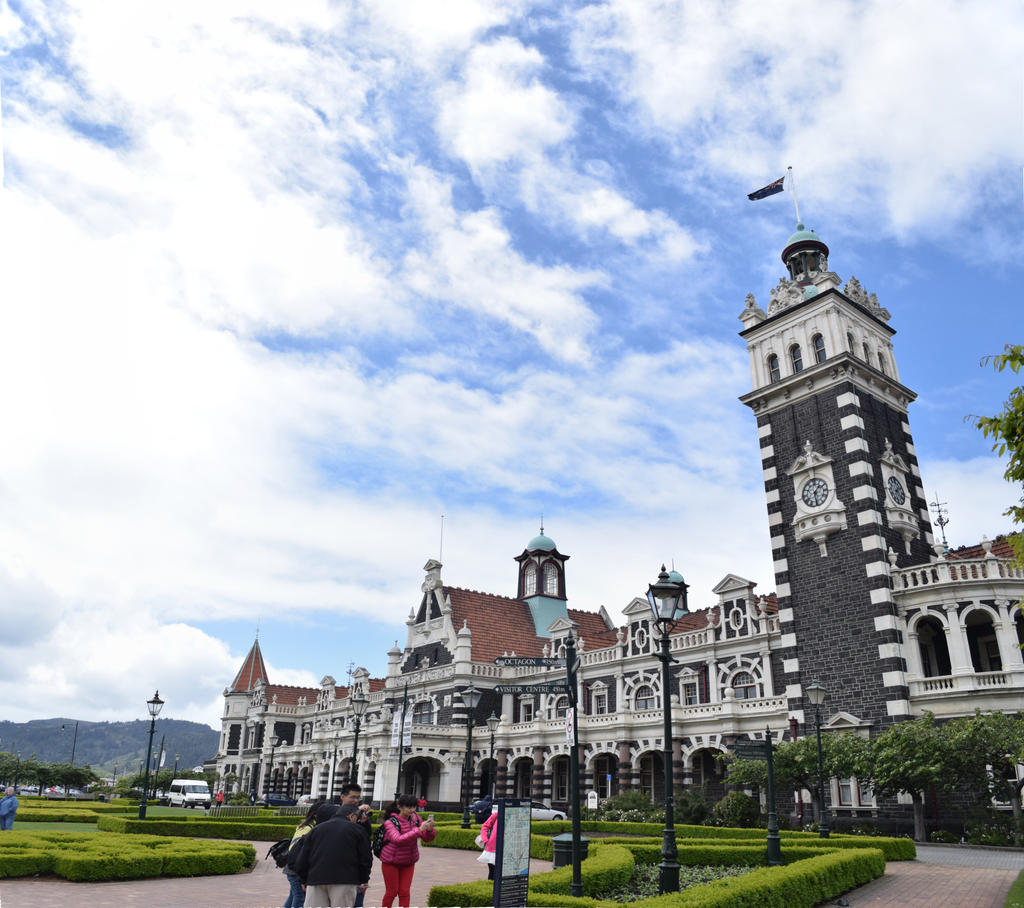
[{"xmin": 787, "ymin": 166, "xmax": 801, "ymax": 225}]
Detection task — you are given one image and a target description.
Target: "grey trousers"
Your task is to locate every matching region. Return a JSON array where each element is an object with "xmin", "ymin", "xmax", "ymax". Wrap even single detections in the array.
[{"xmin": 304, "ymin": 883, "xmax": 358, "ymax": 907}]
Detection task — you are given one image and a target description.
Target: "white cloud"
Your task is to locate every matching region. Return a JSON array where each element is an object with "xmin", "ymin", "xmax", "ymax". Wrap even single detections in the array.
[{"xmin": 437, "ymin": 37, "xmax": 574, "ymax": 169}]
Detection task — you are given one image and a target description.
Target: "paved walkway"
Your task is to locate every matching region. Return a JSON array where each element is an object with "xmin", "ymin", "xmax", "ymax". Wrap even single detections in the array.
[
  {"xmin": 0, "ymin": 840, "xmax": 1021, "ymax": 906},
  {"xmin": 0, "ymin": 842, "xmax": 544, "ymax": 907}
]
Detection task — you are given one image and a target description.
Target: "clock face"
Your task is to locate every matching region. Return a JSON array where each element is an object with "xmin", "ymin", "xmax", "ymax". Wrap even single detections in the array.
[
  {"xmin": 801, "ymin": 477, "xmax": 829, "ymax": 507},
  {"xmin": 887, "ymin": 476, "xmax": 907, "ymax": 505}
]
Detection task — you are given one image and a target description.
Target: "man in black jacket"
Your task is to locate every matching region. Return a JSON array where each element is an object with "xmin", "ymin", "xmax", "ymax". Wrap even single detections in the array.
[{"xmin": 292, "ymin": 802, "xmax": 372, "ymax": 907}]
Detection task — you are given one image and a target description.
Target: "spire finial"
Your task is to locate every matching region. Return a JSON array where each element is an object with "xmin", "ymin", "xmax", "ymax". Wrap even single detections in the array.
[{"xmin": 540, "ymin": 514, "xmax": 544, "ymax": 535}]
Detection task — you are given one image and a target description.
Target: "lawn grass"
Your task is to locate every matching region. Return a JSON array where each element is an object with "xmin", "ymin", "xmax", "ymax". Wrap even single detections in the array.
[{"xmin": 1005, "ymin": 868, "xmax": 1024, "ymax": 908}]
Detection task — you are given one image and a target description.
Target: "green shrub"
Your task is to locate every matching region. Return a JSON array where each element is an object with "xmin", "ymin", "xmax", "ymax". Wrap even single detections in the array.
[
  {"xmin": 595, "ymin": 790, "xmax": 664, "ymax": 823},
  {"xmin": 531, "ymin": 844, "xmax": 635, "ymax": 897},
  {"xmin": 711, "ymin": 792, "xmax": 760, "ymax": 828},
  {"xmin": 675, "ymin": 785, "xmax": 712, "ymax": 826},
  {"xmin": 929, "ymin": 829, "xmax": 958, "ymax": 844},
  {"xmin": 97, "ymin": 815, "xmax": 298, "ymax": 840}
]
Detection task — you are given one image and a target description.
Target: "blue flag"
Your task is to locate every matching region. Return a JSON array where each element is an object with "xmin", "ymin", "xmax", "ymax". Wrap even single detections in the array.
[{"xmin": 747, "ymin": 176, "xmax": 785, "ymax": 201}]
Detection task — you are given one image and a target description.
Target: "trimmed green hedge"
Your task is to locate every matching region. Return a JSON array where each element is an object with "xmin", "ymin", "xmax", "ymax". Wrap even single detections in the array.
[
  {"xmin": 531, "ymin": 844, "xmax": 635, "ymax": 897},
  {"xmin": 97, "ymin": 815, "xmax": 299, "ymax": 840},
  {"xmin": 16, "ymin": 808, "xmax": 102, "ymax": 824},
  {"xmin": 0, "ymin": 831, "xmax": 255, "ymax": 881},
  {"xmin": 429, "ymin": 841, "xmax": 884, "ymax": 908}
]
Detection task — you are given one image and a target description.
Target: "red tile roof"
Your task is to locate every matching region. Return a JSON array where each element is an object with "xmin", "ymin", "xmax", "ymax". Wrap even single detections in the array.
[
  {"xmin": 229, "ymin": 639, "xmax": 269, "ymax": 693},
  {"xmin": 946, "ymin": 534, "xmax": 1020, "ymax": 561},
  {"xmin": 265, "ymin": 684, "xmax": 318, "ymax": 706},
  {"xmin": 444, "ymin": 588, "xmax": 624, "ymax": 662}
]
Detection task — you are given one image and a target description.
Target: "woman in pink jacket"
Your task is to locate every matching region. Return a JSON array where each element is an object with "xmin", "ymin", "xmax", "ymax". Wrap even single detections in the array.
[
  {"xmin": 380, "ymin": 794, "xmax": 436, "ymax": 907},
  {"xmin": 478, "ymin": 808, "xmax": 498, "ymax": 879}
]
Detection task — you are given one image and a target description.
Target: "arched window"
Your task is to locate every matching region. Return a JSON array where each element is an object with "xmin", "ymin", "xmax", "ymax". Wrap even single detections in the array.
[
  {"xmin": 412, "ymin": 701, "xmax": 433, "ymax": 725},
  {"xmin": 847, "ymin": 332, "xmax": 856, "ymax": 354},
  {"xmin": 731, "ymin": 672, "xmax": 758, "ymax": 700},
  {"xmin": 767, "ymin": 354, "xmax": 781, "ymax": 383},
  {"xmin": 552, "ymin": 696, "xmax": 570, "ymax": 719},
  {"xmin": 877, "ymin": 351, "xmax": 887, "ymax": 375},
  {"xmin": 790, "ymin": 344, "xmax": 803, "ymax": 373},
  {"xmin": 812, "ymin": 334, "xmax": 826, "ymax": 363},
  {"xmin": 523, "ymin": 563, "xmax": 537, "ymax": 597},
  {"xmin": 634, "ymin": 685, "xmax": 657, "ymax": 711},
  {"xmin": 862, "ymin": 342, "xmax": 871, "ymax": 362},
  {"xmin": 543, "ymin": 562, "xmax": 559, "ymax": 596}
]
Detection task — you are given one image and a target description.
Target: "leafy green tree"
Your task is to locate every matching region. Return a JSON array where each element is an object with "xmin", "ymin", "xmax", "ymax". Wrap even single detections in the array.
[
  {"xmin": 725, "ymin": 733, "xmax": 867, "ymax": 825},
  {"xmin": 974, "ymin": 344, "xmax": 1024, "ymax": 562},
  {"xmin": 863, "ymin": 713, "xmax": 954, "ymax": 842},
  {"xmin": 947, "ymin": 711, "xmax": 1024, "ymax": 845}
]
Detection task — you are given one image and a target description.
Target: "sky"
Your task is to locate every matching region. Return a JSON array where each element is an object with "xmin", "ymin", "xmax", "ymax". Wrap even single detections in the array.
[{"xmin": 0, "ymin": 0, "xmax": 1021, "ymax": 733}]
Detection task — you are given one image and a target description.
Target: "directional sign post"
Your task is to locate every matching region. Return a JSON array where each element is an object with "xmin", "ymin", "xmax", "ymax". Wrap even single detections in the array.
[
  {"xmin": 494, "ymin": 684, "xmax": 570, "ymax": 695},
  {"xmin": 493, "ymin": 657, "xmax": 566, "ymax": 668},
  {"xmin": 731, "ymin": 743, "xmax": 768, "ymax": 760}
]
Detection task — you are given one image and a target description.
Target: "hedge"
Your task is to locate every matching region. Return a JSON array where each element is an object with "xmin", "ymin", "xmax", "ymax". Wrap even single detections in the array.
[
  {"xmin": 0, "ymin": 830, "xmax": 255, "ymax": 881},
  {"xmin": 15, "ymin": 808, "xmax": 102, "ymax": 824},
  {"xmin": 97, "ymin": 815, "xmax": 299, "ymax": 840}
]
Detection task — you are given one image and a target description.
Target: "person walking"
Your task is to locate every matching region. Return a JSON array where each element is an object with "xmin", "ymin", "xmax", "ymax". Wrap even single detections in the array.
[
  {"xmin": 477, "ymin": 808, "xmax": 498, "ymax": 879},
  {"xmin": 339, "ymin": 783, "xmax": 372, "ymax": 906},
  {"xmin": 282, "ymin": 799, "xmax": 326, "ymax": 908},
  {"xmin": 292, "ymin": 802, "xmax": 371, "ymax": 908},
  {"xmin": 379, "ymin": 794, "xmax": 436, "ymax": 908},
  {"xmin": 0, "ymin": 787, "xmax": 17, "ymax": 830},
  {"xmin": 215, "ymin": 789, "xmax": 225, "ymax": 806}
]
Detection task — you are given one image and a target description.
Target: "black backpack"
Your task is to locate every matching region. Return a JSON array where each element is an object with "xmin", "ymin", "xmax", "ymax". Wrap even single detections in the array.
[
  {"xmin": 372, "ymin": 816, "xmax": 401, "ymax": 858},
  {"xmin": 267, "ymin": 838, "xmax": 291, "ymax": 868}
]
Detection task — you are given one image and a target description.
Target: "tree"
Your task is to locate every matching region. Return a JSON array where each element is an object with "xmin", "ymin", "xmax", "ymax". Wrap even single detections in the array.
[
  {"xmin": 947, "ymin": 711, "xmax": 1024, "ymax": 845},
  {"xmin": 974, "ymin": 344, "xmax": 1024, "ymax": 562},
  {"xmin": 725, "ymin": 733, "xmax": 868, "ymax": 825},
  {"xmin": 864, "ymin": 713, "xmax": 955, "ymax": 842}
]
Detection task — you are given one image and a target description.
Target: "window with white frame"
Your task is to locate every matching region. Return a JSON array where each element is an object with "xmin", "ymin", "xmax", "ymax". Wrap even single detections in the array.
[
  {"xmin": 837, "ymin": 777, "xmax": 874, "ymax": 807},
  {"xmin": 634, "ymin": 684, "xmax": 657, "ymax": 711},
  {"xmin": 683, "ymin": 681, "xmax": 699, "ymax": 706},
  {"xmin": 523, "ymin": 563, "xmax": 537, "ymax": 596},
  {"xmin": 731, "ymin": 671, "xmax": 758, "ymax": 700},
  {"xmin": 552, "ymin": 696, "xmax": 569, "ymax": 719},
  {"xmin": 519, "ymin": 698, "xmax": 534, "ymax": 722},
  {"xmin": 591, "ymin": 689, "xmax": 608, "ymax": 715},
  {"xmin": 412, "ymin": 701, "xmax": 433, "ymax": 725},
  {"xmin": 543, "ymin": 562, "xmax": 558, "ymax": 595}
]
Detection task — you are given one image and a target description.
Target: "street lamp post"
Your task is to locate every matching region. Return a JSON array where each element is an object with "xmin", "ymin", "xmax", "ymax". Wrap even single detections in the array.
[
  {"xmin": 329, "ymin": 723, "xmax": 342, "ymax": 802},
  {"xmin": 647, "ymin": 564, "xmax": 690, "ymax": 895},
  {"xmin": 264, "ymin": 736, "xmax": 281, "ymax": 798},
  {"xmin": 349, "ymin": 690, "xmax": 368, "ymax": 786},
  {"xmin": 459, "ymin": 682, "xmax": 483, "ymax": 828},
  {"xmin": 805, "ymin": 680, "xmax": 830, "ymax": 838},
  {"xmin": 13, "ymin": 752, "xmax": 21, "ymax": 793},
  {"xmin": 138, "ymin": 691, "xmax": 164, "ymax": 820},
  {"xmin": 486, "ymin": 712, "xmax": 500, "ymax": 799},
  {"xmin": 61, "ymin": 721, "xmax": 79, "ymax": 796}
]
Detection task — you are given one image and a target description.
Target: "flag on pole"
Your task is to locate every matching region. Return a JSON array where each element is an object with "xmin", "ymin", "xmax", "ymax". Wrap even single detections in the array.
[{"xmin": 747, "ymin": 175, "xmax": 786, "ymax": 201}]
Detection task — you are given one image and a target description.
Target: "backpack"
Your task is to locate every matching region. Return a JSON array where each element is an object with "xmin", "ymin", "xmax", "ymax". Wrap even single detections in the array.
[
  {"xmin": 266, "ymin": 838, "xmax": 292, "ymax": 868},
  {"xmin": 372, "ymin": 816, "xmax": 402, "ymax": 858}
]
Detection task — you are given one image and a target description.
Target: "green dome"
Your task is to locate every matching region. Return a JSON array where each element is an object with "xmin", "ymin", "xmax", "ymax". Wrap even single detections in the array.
[
  {"xmin": 527, "ymin": 532, "xmax": 556, "ymax": 552},
  {"xmin": 786, "ymin": 223, "xmax": 823, "ymax": 246},
  {"xmin": 667, "ymin": 569, "xmax": 685, "ymax": 584}
]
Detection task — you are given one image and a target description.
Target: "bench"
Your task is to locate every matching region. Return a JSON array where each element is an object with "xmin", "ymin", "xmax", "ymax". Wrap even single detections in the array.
[{"xmin": 207, "ymin": 805, "xmax": 260, "ymax": 818}]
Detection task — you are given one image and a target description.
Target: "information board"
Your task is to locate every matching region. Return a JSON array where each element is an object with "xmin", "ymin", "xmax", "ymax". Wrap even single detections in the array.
[{"xmin": 493, "ymin": 798, "xmax": 532, "ymax": 908}]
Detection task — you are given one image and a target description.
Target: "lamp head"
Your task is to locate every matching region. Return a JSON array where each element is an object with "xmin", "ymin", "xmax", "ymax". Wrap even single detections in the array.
[
  {"xmin": 351, "ymin": 689, "xmax": 369, "ymax": 717},
  {"xmin": 486, "ymin": 711, "xmax": 500, "ymax": 734},
  {"xmin": 646, "ymin": 565, "xmax": 689, "ymax": 624},
  {"xmin": 805, "ymin": 680, "xmax": 827, "ymax": 707},
  {"xmin": 461, "ymin": 682, "xmax": 482, "ymax": 710},
  {"xmin": 147, "ymin": 690, "xmax": 164, "ymax": 718}
]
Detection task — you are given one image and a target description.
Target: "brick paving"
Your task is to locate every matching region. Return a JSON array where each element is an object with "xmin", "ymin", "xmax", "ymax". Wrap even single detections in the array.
[{"xmin": 0, "ymin": 841, "xmax": 1021, "ymax": 907}]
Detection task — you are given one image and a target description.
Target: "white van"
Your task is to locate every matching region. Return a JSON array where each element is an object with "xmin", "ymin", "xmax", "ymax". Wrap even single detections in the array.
[{"xmin": 167, "ymin": 779, "xmax": 212, "ymax": 809}]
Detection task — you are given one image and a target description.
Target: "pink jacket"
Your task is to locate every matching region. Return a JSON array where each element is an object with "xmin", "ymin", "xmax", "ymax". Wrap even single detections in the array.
[
  {"xmin": 480, "ymin": 812, "xmax": 498, "ymax": 854},
  {"xmin": 380, "ymin": 813, "xmax": 436, "ymax": 866}
]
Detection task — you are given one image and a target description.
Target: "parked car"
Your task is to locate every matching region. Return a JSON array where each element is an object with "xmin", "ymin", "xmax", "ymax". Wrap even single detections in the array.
[
  {"xmin": 263, "ymin": 795, "xmax": 297, "ymax": 807},
  {"xmin": 530, "ymin": 802, "xmax": 566, "ymax": 821},
  {"xmin": 167, "ymin": 779, "xmax": 212, "ymax": 809}
]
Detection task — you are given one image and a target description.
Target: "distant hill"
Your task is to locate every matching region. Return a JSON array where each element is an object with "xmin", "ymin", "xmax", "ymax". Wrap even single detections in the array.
[{"xmin": 0, "ymin": 718, "xmax": 219, "ymax": 778}]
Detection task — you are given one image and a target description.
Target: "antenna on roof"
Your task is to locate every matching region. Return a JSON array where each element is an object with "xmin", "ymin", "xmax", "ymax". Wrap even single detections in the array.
[
  {"xmin": 255, "ymin": 619, "xmax": 260, "ymax": 641},
  {"xmin": 929, "ymin": 493, "xmax": 950, "ymax": 551}
]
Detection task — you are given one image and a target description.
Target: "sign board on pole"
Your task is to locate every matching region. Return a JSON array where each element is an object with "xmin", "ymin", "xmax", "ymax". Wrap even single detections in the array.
[
  {"xmin": 565, "ymin": 707, "xmax": 575, "ymax": 748},
  {"xmin": 731, "ymin": 742, "xmax": 768, "ymax": 760},
  {"xmin": 586, "ymin": 790, "xmax": 598, "ymax": 810},
  {"xmin": 493, "ymin": 657, "xmax": 567, "ymax": 668},
  {"xmin": 494, "ymin": 684, "xmax": 570, "ymax": 695},
  {"xmin": 493, "ymin": 798, "xmax": 532, "ymax": 908},
  {"xmin": 390, "ymin": 713, "xmax": 412, "ymax": 747}
]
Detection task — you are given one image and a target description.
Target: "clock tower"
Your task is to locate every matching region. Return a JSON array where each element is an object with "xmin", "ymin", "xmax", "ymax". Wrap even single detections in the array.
[{"xmin": 738, "ymin": 223, "xmax": 935, "ymax": 730}]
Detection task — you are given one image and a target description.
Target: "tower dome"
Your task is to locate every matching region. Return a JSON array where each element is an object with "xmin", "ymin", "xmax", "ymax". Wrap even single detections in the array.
[
  {"xmin": 526, "ymin": 531, "xmax": 556, "ymax": 552},
  {"xmin": 781, "ymin": 222, "xmax": 829, "ymax": 282}
]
